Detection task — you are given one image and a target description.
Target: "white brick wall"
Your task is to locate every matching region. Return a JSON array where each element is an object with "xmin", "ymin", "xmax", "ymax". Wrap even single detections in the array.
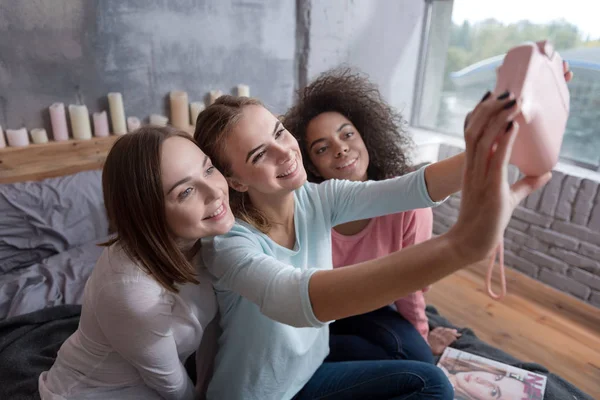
[{"xmin": 433, "ymin": 144, "xmax": 600, "ymax": 307}]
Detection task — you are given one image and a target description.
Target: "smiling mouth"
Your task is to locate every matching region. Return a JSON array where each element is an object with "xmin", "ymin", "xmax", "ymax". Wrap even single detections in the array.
[
  {"xmin": 277, "ymin": 158, "xmax": 298, "ymax": 178},
  {"xmin": 336, "ymin": 158, "xmax": 357, "ymax": 170},
  {"xmin": 203, "ymin": 203, "xmax": 226, "ymax": 220}
]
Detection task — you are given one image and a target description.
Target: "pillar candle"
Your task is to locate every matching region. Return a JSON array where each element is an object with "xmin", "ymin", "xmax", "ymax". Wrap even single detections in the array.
[
  {"xmin": 209, "ymin": 90, "xmax": 223, "ymax": 105},
  {"xmin": 0, "ymin": 125, "xmax": 6, "ymax": 148},
  {"xmin": 93, "ymin": 111, "xmax": 110, "ymax": 137},
  {"xmin": 49, "ymin": 102, "xmax": 69, "ymax": 141},
  {"xmin": 127, "ymin": 116, "xmax": 141, "ymax": 132},
  {"xmin": 190, "ymin": 101, "xmax": 205, "ymax": 125},
  {"xmin": 237, "ymin": 84, "xmax": 250, "ymax": 97},
  {"xmin": 6, "ymin": 128, "xmax": 29, "ymax": 147},
  {"xmin": 108, "ymin": 92, "xmax": 127, "ymax": 135},
  {"xmin": 69, "ymin": 104, "xmax": 92, "ymax": 140},
  {"xmin": 150, "ymin": 114, "xmax": 168, "ymax": 126},
  {"xmin": 31, "ymin": 128, "xmax": 49, "ymax": 144},
  {"xmin": 170, "ymin": 91, "xmax": 189, "ymax": 130}
]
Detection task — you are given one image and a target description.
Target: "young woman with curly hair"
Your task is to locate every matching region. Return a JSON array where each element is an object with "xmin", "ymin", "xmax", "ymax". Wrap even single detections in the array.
[{"xmin": 282, "ymin": 68, "xmax": 461, "ymax": 363}]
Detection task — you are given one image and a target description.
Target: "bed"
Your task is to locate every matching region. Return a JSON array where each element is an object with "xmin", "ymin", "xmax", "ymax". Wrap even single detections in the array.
[{"xmin": 0, "ymin": 136, "xmax": 593, "ymax": 400}]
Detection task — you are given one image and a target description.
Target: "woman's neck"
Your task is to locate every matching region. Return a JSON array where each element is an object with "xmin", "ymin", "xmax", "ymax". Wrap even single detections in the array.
[
  {"xmin": 177, "ymin": 238, "xmax": 201, "ymax": 261},
  {"xmin": 249, "ymin": 190, "xmax": 296, "ymax": 249}
]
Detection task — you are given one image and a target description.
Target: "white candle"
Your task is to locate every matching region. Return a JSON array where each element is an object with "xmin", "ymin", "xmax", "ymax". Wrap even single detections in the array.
[
  {"xmin": 49, "ymin": 102, "xmax": 69, "ymax": 141},
  {"xmin": 108, "ymin": 92, "xmax": 127, "ymax": 135},
  {"xmin": 31, "ymin": 128, "xmax": 49, "ymax": 144},
  {"xmin": 170, "ymin": 91, "xmax": 189, "ymax": 130},
  {"xmin": 127, "ymin": 116, "xmax": 141, "ymax": 132},
  {"xmin": 237, "ymin": 84, "xmax": 250, "ymax": 97},
  {"xmin": 150, "ymin": 114, "xmax": 168, "ymax": 126},
  {"xmin": 190, "ymin": 101, "xmax": 205, "ymax": 125},
  {"xmin": 0, "ymin": 125, "xmax": 6, "ymax": 148},
  {"xmin": 93, "ymin": 111, "xmax": 110, "ymax": 137},
  {"xmin": 209, "ymin": 90, "xmax": 223, "ymax": 105},
  {"xmin": 68, "ymin": 104, "xmax": 92, "ymax": 140},
  {"xmin": 6, "ymin": 128, "xmax": 29, "ymax": 147}
]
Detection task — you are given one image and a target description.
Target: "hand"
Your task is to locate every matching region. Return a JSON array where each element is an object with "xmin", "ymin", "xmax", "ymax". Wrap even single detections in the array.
[
  {"xmin": 429, "ymin": 327, "xmax": 461, "ymax": 356},
  {"xmin": 463, "ymin": 60, "xmax": 573, "ymax": 131},
  {"xmin": 449, "ymin": 92, "xmax": 551, "ymax": 262}
]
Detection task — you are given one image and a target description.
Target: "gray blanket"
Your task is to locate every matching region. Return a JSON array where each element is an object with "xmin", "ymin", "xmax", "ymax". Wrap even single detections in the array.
[
  {"xmin": 0, "ymin": 304, "xmax": 591, "ymax": 400},
  {"xmin": 427, "ymin": 306, "xmax": 594, "ymax": 400},
  {"xmin": 0, "ymin": 305, "xmax": 80, "ymax": 400}
]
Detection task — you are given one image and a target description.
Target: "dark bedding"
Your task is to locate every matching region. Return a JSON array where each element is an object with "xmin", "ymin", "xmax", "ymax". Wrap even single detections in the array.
[{"xmin": 0, "ymin": 304, "xmax": 591, "ymax": 400}]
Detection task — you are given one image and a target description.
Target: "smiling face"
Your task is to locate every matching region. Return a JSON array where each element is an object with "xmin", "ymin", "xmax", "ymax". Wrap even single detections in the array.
[
  {"xmin": 304, "ymin": 111, "xmax": 370, "ymax": 182},
  {"xmin": 455, "ymin": 371, "xmax": 526, "ymax": 400},
  {"xmin": 223, "ymin": 104, "xmax": 307, "ymax": 197},
  {"xmin": 160, "ymin": 136, "xmax": 235, "ymax": 241}
]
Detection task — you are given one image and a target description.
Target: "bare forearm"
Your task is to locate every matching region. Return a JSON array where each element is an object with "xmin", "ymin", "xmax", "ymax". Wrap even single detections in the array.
[
  {"xmin": 424, "ymin": 152, "xmax": 466, "ymax": 201},
  {"xmin": 308, "ymin": 231, "xmax": 477, "ymax": 322}
]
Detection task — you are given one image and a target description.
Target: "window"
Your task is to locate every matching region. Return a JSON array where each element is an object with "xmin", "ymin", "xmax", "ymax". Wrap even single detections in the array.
[{"xmin": 412, "ymin": 0, "xmax": 600, "ymax": 170}]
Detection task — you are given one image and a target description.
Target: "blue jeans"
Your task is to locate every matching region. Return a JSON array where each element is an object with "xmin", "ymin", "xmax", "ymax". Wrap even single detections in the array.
[
  {"xmin": 327, "ymin": 307, "xmax": 434, "ymax": 364},
  {"xmin": 293, "ymin": 360, "xmax": 454, "ymax": 399}
]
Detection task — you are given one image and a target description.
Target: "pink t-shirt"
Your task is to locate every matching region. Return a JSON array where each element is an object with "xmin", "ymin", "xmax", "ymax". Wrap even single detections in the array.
[{"xmin": 331, "ymin": 207, "xmax": 433, "ymax": 342}]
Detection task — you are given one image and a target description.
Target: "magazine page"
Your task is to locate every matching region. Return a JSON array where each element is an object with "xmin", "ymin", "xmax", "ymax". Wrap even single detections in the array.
[{"xmin": 437, "ymin": 348, "xmax": 547, "ymax": 400}]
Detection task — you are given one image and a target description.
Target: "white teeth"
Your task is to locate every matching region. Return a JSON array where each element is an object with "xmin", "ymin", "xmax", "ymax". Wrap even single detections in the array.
[
  {"xmin": 209, "ymin": 204, "xmax": 224, "ymax": 218},
  {"xmin": 277, "ymin": 159, "xmax": 298, "ymax": 178},
  {"xmin": 337, "ymin": 158, "xmax": 357, "ymax": 169}
]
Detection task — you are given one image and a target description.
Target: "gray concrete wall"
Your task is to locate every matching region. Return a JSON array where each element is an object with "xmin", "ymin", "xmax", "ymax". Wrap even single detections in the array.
[
  {"xmin": 0, "ymin": 0, "xmax": 296, "ymax": 135},
  {"xmin": 434, "ymin": 144, "xmax": 600, "ymax": 308},
  {"xmin": 305, "ymin": 0, "xmax": 425, "ymax": 120}
]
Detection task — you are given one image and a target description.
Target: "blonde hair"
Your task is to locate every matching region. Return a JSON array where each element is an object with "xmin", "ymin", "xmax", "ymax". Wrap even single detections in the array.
[{"xmin": 193, "ymin": 95, "xmax": 271, "ymax": 233}]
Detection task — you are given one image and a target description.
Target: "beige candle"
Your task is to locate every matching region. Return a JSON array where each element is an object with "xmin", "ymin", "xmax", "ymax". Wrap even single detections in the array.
[
  {"xmin": 49, "ymin": 102, "xmax": 69, "ymax": 141},
  {"xmin": 108, "ymin": 92, "xmax": 127, "ymax": 135},
  {"xmin": 190, "ymin": 101, "xmax": 205, "ymax": 125},
  {"xmin": 237, "ymin": 84, "xmax": 250, "ymax": 97},
  {"xmin": 209, "ymin": 90, "xmax": 223, "ymax": 105},
  {"xmin": 170, "ymin": 91, "xmax": 189, "ymax": 130},
  {"xmin": 150, "ymin": 114, "xmax": 168, "ymax": 126},
  {"xmin": 6, "ymin": 128, "xmax": 29, "ymax": 147},
  {"xmin": 31, "ymin": 128, "xmax": 49, "ymax": 144},
  {"xmin": 93, "ymin": 111, "xmax": 110, "ymax": 137},
  {"xmin": 68, "ymin": 104, "xmax": 92, "ymax": 140},
  {"xmin": 0, "ymin": 125, "xmax": 6, "ymax": 148},
  {"xmin": 127, "ymin": 116, "xmax": 141, "ymax": 132}
]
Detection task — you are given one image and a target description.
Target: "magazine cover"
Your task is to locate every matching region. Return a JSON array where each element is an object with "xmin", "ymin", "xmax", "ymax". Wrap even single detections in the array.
[{"xmin": 437, "ymin": 348, "xmax": 547, "ymax": 400}]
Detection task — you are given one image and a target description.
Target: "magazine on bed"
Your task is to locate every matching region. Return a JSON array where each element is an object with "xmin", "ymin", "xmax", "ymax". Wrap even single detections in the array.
[{"xmin": 437, "ymin": 348, "xmax": 547, "ymax": 400}]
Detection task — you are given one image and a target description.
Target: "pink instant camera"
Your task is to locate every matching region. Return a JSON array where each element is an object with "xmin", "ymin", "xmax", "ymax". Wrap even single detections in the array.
[
  {"xmin": 494, "ymin": 40, "xmax": 570, "ymax": 176},
  {"xmin": 487, "ymin": 40, "xmax": 570, "ymax": 299}
]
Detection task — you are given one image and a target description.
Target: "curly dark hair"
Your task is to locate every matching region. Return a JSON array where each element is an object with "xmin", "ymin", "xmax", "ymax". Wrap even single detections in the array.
[{"xmin": 282, "ymin": 67, "xmax": 415, "ymax": 183}]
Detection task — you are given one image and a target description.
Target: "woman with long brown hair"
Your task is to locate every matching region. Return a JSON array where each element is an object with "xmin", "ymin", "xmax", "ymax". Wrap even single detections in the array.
[
  {"xmin": 39, "ymin": 126, "xmax": 235, "ymax": 399},
  {"xmin": 193, "ymin": 88, "xmax": 550, "ymax": 399}
]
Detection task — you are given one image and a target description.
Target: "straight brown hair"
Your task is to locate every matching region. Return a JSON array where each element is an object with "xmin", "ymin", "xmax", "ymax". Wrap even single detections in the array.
[
  {"xmin": 194, "ymin": 95, "xmax": 271, "ymax": 233},
  {"xmin": 101, "ymin": 126, "xmax": 200, "ymax": 292}
]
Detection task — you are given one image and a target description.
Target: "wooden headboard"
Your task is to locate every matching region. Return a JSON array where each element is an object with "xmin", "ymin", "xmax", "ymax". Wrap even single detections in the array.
[{"xmin": 0, "ymin": 136, "xmax": 119, "ymax": 184}]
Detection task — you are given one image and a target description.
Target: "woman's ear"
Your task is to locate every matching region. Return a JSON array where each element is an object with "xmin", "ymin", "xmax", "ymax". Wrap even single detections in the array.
[{"xmin": 227, "ymin": 177, "xmax": 249, "ymax": 192}]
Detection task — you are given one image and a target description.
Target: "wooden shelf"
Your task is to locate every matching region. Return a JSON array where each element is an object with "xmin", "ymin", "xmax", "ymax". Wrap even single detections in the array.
[{"xmin": 0, "ymin": 135, "xmax": 120, "ymax": 184}]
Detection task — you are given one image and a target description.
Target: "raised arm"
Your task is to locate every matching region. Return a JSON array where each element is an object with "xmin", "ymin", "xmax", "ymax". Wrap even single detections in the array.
[
  {"xmin": 205, "ymin": 93, "xmax": 549, "ymax": 328},
  {"xmin": 95, "ymin": 281, "xmax": 196, "ymax": 400},
  {"xmin": 323, "ymin": 166, "xmax": 444, "ymax": 227}
]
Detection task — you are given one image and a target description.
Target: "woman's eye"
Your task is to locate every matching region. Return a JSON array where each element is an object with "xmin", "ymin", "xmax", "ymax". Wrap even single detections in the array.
[
  {"xmin": 491, "ymin": 388, "xmax": 498, "ymax": 396},
  {"xmin": 178, "ymin": 187, "xmax": 193, "ymax": 201},
  {"xmin": 275, "ymin": 129, "xmax": 284, "ymax": 139},
  {"xmin": 344, "ymin": 131, "xmax": 354, "ymax": 138},
  {"xmin": 252, "ymin": 151, "xmax": 266, "ymax": 164},
  {"xmin": 315, "ymin": 146, "xmax": 327, "ymax": 155},
  {"xmin": 205, "ymin": 166, "xmax": 215, "ymax": 176}
]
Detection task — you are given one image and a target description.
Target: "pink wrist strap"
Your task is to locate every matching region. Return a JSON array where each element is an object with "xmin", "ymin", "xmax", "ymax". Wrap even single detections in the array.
[{"xmin": 486, "ymin": 242, "xmax": 506, "ymax": 300}]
